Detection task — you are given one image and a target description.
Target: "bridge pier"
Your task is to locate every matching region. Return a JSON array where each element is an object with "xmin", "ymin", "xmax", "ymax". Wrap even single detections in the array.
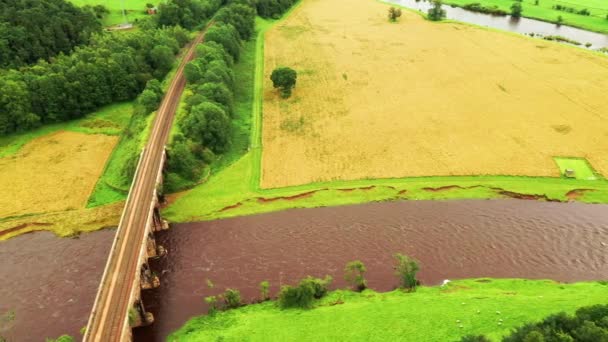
[{"xmin": 130, "ymin": 300, "xmax": 154, "ymax": 328}]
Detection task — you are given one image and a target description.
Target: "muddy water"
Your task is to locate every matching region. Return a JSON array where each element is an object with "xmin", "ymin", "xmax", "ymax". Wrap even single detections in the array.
[
  {"xmin": 0, "ymin": 229, "xmax": 115, "ymax": 341},
  {"xmin": 386, "ymin": 0, "xmax": 608, "ymax": 49},
  {"xmin": 133, "ymin": 200, "xmax": 608, "ymax": 341}
]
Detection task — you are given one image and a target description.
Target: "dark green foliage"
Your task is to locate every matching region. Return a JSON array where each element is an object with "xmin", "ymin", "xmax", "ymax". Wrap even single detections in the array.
[
  {"xmin": 138, "ymin": 79, "xmax": 164, "ymax": 113},
  {"xmin": 215, "ymin": 4, "xmax": 256, "ymax": 40},
  {"xmin": 256, "ymin": 0, "xmax": 299, "ymax": 19},
  {"xmin": 157, "ymin": 0, "xmax": 223, "ymax": 29},
  {"xmin": 222, "ymin": 288, "xmax": 242, "ymax": 309},
  {"xmin": 394, "ymin": 253, "xmax": 420, "ymax": 291},
  {"xmin": 552, "ymin": 4, "xmax": 591, "ymax": 16},
  {"xmin": 0, "ymin": 0, "xmax": 102, "ymax": 68},
  {"xmin": 45, "ymin": 335, "xmax": 74, "ymax": 342},
  {"xmin": 0, "ymin": 27, "xmax": 188, "ymax": 135},
  {"xmin": 388, "ymin": 7, "xmax": 403, "ymax": 21},
  {"xmin": 510, "ymin": 2, "xmax": 523, "ymax": 17},
  {"xmin": 167, "ymin": 135, "xmax": 205, "ymax": 181},
  {"xmin": 181, "ymin": 101, "xmax": 231, "ymax": 153},
  {"xmin": 495, "ymin": 305, "xmax": 608, "ymax": 342},
  {"xmin": 463, "ymin": 3, "xmax": 508, "ymax": 16},
  {"xmin": 205, "ymin": 24, "xmax": 242, "ymax": 61},
  {"xmin": 198, "ymin": 82, "xmax": 234, "ymax": 116},
  {"xmin": 204, "ymin": 295, "xmax": 219, "ymax": 315},
  {"xmin": 278, "ymin": 276, "xmax": 332, "ymax": 309},
  {"xmin": 428, "ymin": 0, "xmax": 446, "ymax": 21},
  {"xmin": 270, "ymin": 67, "xmax": 297, "ymax": 98},
  {"xmin": 344, "ymin": 260, "xmax": 367, "ymax": 291}
]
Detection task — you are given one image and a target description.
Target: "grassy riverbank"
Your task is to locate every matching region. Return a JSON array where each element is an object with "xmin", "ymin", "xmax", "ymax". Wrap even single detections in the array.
[
  {"xmin": 443, "ymin": 0, "xmax": 608, "ymax": 34},
  {"xmin": 169, "ymin": 279, "xmax": 608, "ymax": 341},
  {"xmin": 164, "ymin": 2, "xmax": 608, "ymax": 223}
]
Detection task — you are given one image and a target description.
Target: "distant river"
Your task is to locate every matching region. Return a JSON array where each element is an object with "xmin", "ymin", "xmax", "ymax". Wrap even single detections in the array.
[
  {"xmin": 1, "ymin": 200, "xmax": 608, "ymax": 341},
  {"xmin": 385, "ymin": 0, "xmax": 608, "ymax": 49}
]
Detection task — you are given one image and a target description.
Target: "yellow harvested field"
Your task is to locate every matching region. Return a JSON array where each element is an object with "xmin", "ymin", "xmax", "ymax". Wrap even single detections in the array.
[
  {"xmin": 0, "ymin": 130, "xmax": 117, "ymax": 218},
  {"xmin": 261, "ymin": 0, "xmax": 608, "ymax": 188}
]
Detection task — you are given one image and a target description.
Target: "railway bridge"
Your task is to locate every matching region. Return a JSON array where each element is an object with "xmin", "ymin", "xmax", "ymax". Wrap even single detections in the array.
[{"xmin": 83, "ymin": 30, "xmax": 206, "ymax": 342}]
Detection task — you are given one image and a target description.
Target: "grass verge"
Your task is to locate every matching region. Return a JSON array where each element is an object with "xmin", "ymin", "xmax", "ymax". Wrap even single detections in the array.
[
  {"xmin": 68, "ymin": 0, "xmax": 152, "ymax": 27},
  {"xmin": 169, "ymin": 278, "xmax": 608, "ymax": 341}
]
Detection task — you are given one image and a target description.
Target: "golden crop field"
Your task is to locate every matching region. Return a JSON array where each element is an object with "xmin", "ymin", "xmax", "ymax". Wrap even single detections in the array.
[
  {"xmin": 260, "ymin": 0, "xmax": 608, "ymax": 189},
  {"xmin": 0, "ymin": 131, "xmax": 117, "ymax": 218}
]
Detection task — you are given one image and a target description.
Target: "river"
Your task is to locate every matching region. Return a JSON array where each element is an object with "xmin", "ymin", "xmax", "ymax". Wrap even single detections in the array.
[
  {"xmin": 2, "ymin": 200, "xmax": 607, "ymax": 341},
  {"xmin": 385, "ymin": 0, "xmax": 608, "ymax": 49}
]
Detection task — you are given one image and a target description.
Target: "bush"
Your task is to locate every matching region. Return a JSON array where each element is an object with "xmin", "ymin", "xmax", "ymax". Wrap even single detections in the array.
[
  {"xmin": 344, "ymin": 260, "xmax": 367, "ymax": 291},
  {"xmin": 278, "ymin": 276, "xmax": 332, "ymax": 309},
  {"xmin": 204, "ymin": 295, "xmax": 218, "ymax": 315},
  {"xmin": 459, "ymin": 335, "xmax": 491, "ymax": 342},
  {"xmin": 394, "ymin": 253, "xmax": 420, "ymax": 291},
  {"xmin": 388, "ymin": 7, "xmax": 403, "ymax": 21},
  {"xmin": 222, "ymin": 288, "xmax": 242, "ymax": 309},
  {"xmin": 260, "ymin": 281, "xmax": 270, "ymax": 301}
]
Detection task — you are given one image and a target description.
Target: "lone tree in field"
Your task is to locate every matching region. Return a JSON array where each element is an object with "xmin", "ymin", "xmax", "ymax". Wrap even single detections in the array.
[
  {"xmin": 428, "ymin": 0, "xmax": 446, "ymax": 21},
  {"xmin": 344, "ymin": 260, "xmax": 367, "ymax": 291},
  {"xmin": 394, "ymin": 253, "xmax": 420, "ymax": 291},
  {"xmin": 510, "ymin": 2, "xmax": 523, "ymax": 17},
  {"xmin": 270, "ymin": 67, "xmax": 297, "ymax": 98},
  {"xmin": 388, "ymin": 7, "xmax": 402, "ymax": 22}
]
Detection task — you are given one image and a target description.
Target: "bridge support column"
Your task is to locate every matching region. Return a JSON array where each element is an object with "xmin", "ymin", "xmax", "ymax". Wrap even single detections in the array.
[
  {"xmin": 140, "ymin": 262, "xmax": 160, "ymax": 290},
  {"xmin": 130, "ymin": 300, "xmax": 154, "ymax": 328}
]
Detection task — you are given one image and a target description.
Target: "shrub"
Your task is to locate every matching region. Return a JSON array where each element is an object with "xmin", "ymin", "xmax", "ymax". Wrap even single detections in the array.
[
  {"xmin": 260, "ymin": 280, "xmax": 270, "ymax": 301},
  {"xmin": 204, "ymin": 295, "xmax": 218, "ymax": 315},
  {"xmin": 394, "ymin": 253, "xmax": 420, "ymax": 291},
  {"xmin": 222, "ymin": 288, "xmax": 242, "ymax": 309},
  {"xmin": 388, "ymin": 7, "xmax": 403, "ymax": 21},
  {"xmin": 278, "ymin": 276, "xmax": 333, "ymax": 309},
  {"xmin": 344, "ymin": 260, "xmax": 367, "ymax": 291}
]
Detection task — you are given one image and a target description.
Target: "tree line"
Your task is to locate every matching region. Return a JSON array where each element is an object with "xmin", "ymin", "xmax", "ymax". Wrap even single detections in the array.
[
  {"xmin": 0, "ymin": 0, "xmax": 224, "ymax": 136},
  {"xmin": 255, "ymin": 0, "xmax": 298, "ymax": 19},
  {"xmin": 0, "ymin": 0, "xmax": 103, "ymax": 68},
  {"xmin": 167, "ymin": 0, "xmax": 256, "ymax": 188}
]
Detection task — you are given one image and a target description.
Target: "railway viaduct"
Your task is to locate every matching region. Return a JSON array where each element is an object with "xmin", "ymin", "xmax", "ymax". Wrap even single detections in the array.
[{"xmin": 82, "ymin": 30, "xmax": 207, "ymax": 342}]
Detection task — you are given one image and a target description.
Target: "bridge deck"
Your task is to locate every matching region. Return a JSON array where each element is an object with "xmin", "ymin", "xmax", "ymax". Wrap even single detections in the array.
[{"xmin": 84, "ymin": 30, "xmax": 207, "ymax": 342}]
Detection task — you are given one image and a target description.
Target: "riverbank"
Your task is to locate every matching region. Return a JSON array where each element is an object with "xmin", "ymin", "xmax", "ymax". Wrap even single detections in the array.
[
  {"xmin": 442, "ymin": 0, "xmax": 608, "ymax": 34},
  {"xmin": 164, "ymin": 0, "xmax": 608, "ymax": 224},
  {"xmin": 169, "ymin": 279, "xmax": 608, "ymax": 341}
]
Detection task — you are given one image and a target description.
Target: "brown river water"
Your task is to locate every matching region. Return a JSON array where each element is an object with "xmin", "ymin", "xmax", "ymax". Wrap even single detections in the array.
[{"xmin": 1, "ymin": 199, "xmax": 608, "ymax": 341}]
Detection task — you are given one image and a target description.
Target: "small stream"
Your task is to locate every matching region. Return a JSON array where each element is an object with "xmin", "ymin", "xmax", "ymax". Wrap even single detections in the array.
[{"xmin": 385, "ymin": 0, "xmax": 608, "ymax": 49}]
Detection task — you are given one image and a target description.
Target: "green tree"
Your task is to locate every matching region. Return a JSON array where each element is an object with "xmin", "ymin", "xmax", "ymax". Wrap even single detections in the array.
[
  {"xmin": 182, "ymin": 102, "xmax": 231, "ymax": 153},
  {"xmin": 150, "ymin": 45, "xmax": 175, "ymax": 78},
  {"xmin": 205, "ymin": 24, "xmax": 242, "ymax": 61},
  {"xmin": 138, "ymin": 89, "xmax": 160, "ymax": 113},
  {"xmin": 344, "ymin": 260, "xmax": 367, "ymax": 291},
  {"xmin": 198, "ymin": 82, "xmax": 234, "ymax": 116},
  {"xmin": 270, "ymin": 67, "xmax": 297, "ymax": 98},
  {"xmin": 428, "ymin": 0, "xmax": 446, "ymax": 21},
  {"xmin": 511, "ymin": 2, "xmax": 523, "ymax": 17},
  {"xmin": 394, "ymin": 253, "xmax": 420, "ymax": 291}
]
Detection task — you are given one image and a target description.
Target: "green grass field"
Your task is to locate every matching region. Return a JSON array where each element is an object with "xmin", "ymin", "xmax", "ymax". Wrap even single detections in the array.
[
  {"xmin": 443, "ymin": 0, "xmax": 608, "ymax": 34},
  {"xmin": 68, "ymin": 0, "xmax": 153, "ymax": 26},
  {"xmin": 163, "ymin": 13, "xmax": 608, "ymax": 223},
  {"xmin": 169, "ymin": 279, "xmax": 608, "ymax": 341},
  {"xmin": 554, "ymin": 157, "xmax": 599, "ymax": 180}
]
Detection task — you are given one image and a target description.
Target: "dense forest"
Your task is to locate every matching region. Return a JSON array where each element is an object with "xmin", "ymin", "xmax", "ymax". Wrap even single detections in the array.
[
  {"xmin": 255, "ymin": 0, "xmax": 299, "ymax": 18},
  {"xmin": 0, "ymin": 0, "xmax": 102, "ymax": 68},
  {"xmin": 0, "ymin": 0, "xmax": 222, "ymax": 135}
]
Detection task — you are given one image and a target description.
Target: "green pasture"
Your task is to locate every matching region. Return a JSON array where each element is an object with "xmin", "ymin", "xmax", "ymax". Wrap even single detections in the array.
[
  {"xmin": 554, "ymin": 157, "xmax": 599, "ymax": 180},
  {"xmin": 443, "ymin": 0, "xmax": 608, "ymax": 34},
  {"xmin": 68, "ymin": 0, "xmax": 153, "ymax": 26},
  {"xmin": 163, "ymin": 13, "xmax": 608, "ymax": 223},
  {"xmin": 169, "ymin": 279, "xmax": 608, "ymax": 341}
]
